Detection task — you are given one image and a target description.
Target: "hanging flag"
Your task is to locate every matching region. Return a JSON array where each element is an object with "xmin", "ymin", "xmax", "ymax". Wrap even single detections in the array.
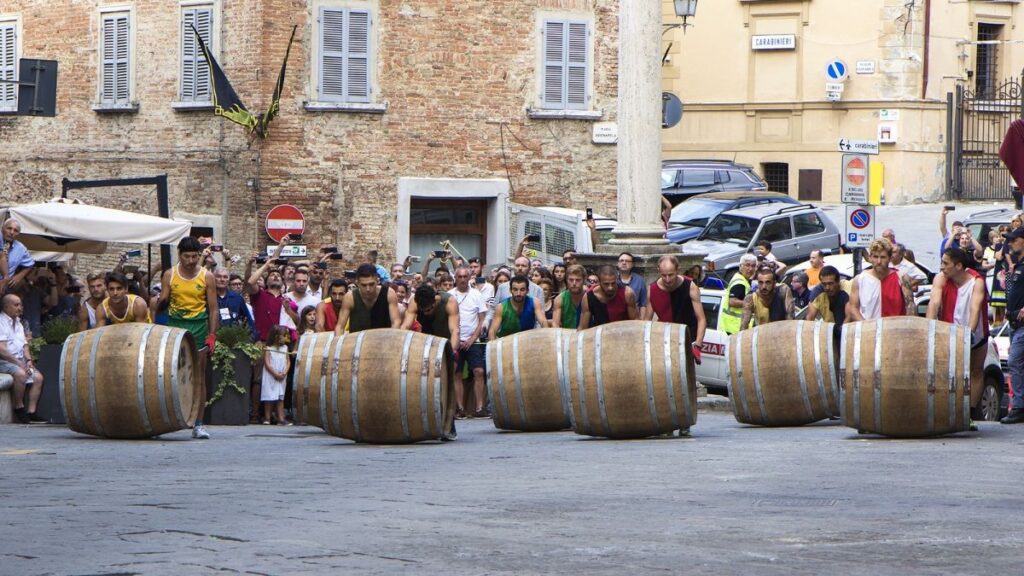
[{"xmin": 190, "ymin": 24, "xmax": 297, "ymax": 139}]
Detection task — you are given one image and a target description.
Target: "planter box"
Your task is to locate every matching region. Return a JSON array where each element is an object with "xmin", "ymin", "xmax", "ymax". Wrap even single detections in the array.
[
  {"xmin": 203, "ymin": 354, "xmax": 253, "ymax": 426},
  {"xmin": 34, "ymin": 344, "xmax": 66, "ymax": 424}
]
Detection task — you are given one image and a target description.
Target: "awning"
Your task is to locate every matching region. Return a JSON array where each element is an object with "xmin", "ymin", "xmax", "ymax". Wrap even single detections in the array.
[{"xmin": 1, "ymin": 199, "xmax": 192, "ymax": 254}]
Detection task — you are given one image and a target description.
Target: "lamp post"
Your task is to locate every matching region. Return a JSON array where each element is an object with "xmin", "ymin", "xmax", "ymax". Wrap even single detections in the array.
[{"xmin": 664, "ymin": 0, "xmax": 699, "ymax": 35}]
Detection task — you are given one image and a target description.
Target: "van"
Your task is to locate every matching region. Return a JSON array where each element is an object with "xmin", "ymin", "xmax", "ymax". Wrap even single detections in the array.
[{"xmin": 510, "ymin": 204, "xmax": 617, "ymax": 265}]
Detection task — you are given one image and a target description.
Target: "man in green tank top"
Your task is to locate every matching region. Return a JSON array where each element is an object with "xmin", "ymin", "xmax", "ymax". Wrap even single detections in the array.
[
  {"xmin": 488, "ymin": 276, "xmax": 547, "ymax": 340},
  {"xmin": 552, "ymin": 265, "xmax": 586, "ymax": 329}
]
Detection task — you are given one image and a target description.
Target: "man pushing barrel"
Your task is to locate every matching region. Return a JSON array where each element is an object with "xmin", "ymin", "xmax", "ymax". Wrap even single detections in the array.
[
  {"xmin": 158, "ymin": 237, "xmax": 219, "ymax": 440},
  {"xmin": 739, "ymin": 266, "xmax": 793, "ymax": 330}
]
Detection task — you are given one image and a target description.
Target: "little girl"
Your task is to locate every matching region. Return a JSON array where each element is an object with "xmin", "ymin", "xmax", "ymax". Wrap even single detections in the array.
[
  {"xmin": 261, "ymin": 325, "xmax": 292, "ymax": 425},
  {"xmin": 297, "ymin": 305, "xmax": 318, "ymax": 336}
]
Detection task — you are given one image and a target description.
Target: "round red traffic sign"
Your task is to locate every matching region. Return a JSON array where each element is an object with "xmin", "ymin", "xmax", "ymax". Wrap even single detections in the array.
[
  {"xmin": 265, "ymin": 204, "xmax": 305, "ymax": 242},
  {"xmin": 850, "ymin": 208, "xmax": 871, "ymax": 229},
  {"xmin": 845, "ymin": 157, "xmax": 866, "ymax": 186}
]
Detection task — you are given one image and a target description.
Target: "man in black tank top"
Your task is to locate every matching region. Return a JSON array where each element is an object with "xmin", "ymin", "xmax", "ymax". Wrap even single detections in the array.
[
  {"xmin": 402, "ymin": 285, "xmax": 460, "ymax": 352},
  {"xmin": 335, "ymin": 264, "xmax": 400, "ymax": 334}
]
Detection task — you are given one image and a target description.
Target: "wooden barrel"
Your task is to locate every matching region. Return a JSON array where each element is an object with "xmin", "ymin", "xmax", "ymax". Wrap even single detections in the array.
[
  {"xmin": 727, "ymin": 320, "xmax": 839, "ymax": 426},
  {"xmin": 839, "ymin": 316, "xmax": 970, "ymax": 437},
  {"xmin": 293, "ymin": 331, "xmax": 337, "ymax": 428},
  {"xmin": 566, "ymin": 320, "xmax": 696, "ymax": 438},
  {"xmin": 485, "ymin": 328, "xmax": 572, "ymax": 432},
  {"xmin": 312, "ymin": 329, "xmax": 455, "ymax": 444},
  {"xmin": 59, "ymin": 324, "xmax": 198, "ymax": 439}
]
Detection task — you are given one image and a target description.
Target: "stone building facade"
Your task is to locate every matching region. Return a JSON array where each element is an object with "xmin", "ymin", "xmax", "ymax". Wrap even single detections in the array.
[
  {"xmin": 0, "ymin": 0, "xmax": 620, "ymax": 266},
  {"xmin": 661, "ymin": 0, "xmax": 1024, "ymax": 204}
]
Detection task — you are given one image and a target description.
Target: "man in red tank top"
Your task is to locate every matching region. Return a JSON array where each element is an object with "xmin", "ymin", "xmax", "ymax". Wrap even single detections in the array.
[
  {"xmin": 579, "ymin": 265, "xmax": 637, "ymax": 329},
  {"xmin": 315, "ymin": 280, "xmax": 348, "ymax": 332},
  {"xmin": 847, "ymin": 238, "xmax": 915, "ymax": 321}
]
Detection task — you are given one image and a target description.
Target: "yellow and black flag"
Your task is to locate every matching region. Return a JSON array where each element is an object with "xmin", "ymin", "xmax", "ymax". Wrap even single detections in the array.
[{"xmin": 190, "ymin": 24, "xmax": 297, "ymax": 139}]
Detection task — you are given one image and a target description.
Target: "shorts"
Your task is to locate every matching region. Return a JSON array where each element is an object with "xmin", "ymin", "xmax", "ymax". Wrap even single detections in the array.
[
  {"xmin": 168, "ymin": 314, "xmax": 210, "ymax": 350},
  {"xmin": 455, "ymin": 342, "xmax": 486, "ymax": 372},
  {"xmin": 0, "ymin": 359, "xmax": 35, "ymax": 385}
]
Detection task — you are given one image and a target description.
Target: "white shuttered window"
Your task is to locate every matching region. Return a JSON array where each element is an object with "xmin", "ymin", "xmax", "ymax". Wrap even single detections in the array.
[
  {"xmin": 100, "ymin": 12, "xmax": 131, "ymax": 105},
  {"xmin": 0, "ymin": 22, "xmax": 16, "ymax": 111},
  {"xmin": 542, "ymin": 20, "xmax": 589, "ymax": 110},
  {"xmin": 318, "ymin": 7, "xmax": 371, "ymax": 103},
  {"xmin": 180, "ymin": 6, "xmax": 213, "ymax": 102}
]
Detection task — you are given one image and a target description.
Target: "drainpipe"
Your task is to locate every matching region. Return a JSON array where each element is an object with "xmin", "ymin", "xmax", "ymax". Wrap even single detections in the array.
[{"xmin": 922, "ymin": 0, "xmax": 932, "ymax": 100}]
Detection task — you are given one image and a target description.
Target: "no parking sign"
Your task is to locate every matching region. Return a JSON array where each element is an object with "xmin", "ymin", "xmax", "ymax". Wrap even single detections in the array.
[{"xmin": 845, "ymin": 205, "xmax": 875, "ymax": 248}]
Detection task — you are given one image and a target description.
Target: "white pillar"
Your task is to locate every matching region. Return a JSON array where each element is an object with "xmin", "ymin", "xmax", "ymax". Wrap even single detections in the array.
[{"xmin": 610, "ymin": 0, "xmax": 668, "ymax": 245}]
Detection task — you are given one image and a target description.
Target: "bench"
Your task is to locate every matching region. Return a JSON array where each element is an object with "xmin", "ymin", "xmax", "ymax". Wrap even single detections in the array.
[{"xmin": 0, "ymin": 373, "xmax": 12, "ymax": 424}]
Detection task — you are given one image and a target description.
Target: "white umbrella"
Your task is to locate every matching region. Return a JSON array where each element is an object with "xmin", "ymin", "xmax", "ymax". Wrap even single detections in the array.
[{"xmin": 1, "ymin": 198, "xmax": 192, "ymax": 254}]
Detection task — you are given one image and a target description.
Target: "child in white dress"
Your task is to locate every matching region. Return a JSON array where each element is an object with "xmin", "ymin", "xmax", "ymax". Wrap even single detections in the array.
[{"xmin": 261, "ymin": 325, "xmax": 292, "ymax": 425}]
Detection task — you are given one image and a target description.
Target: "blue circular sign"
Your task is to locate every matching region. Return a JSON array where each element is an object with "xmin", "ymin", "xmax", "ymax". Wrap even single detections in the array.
[
  {"xmin": 850, "ymin": 208, "xmax": 871, "ymax": 229},
  {"xmin": 826, "ymin": 59, "xmax": 848, "ymax": 81}
]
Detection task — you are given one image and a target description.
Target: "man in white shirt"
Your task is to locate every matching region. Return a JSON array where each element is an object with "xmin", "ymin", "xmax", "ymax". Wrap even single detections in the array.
[
  {"xmin": 0, "ymin": 294, "xmax": 45, "ymax": 423},
  {"xmin": 280, "ymin": 268, "xmax": 322, "ymax": 333},
  {"xmin": 891, "ymin": 242, "xmax": 926, "ymax": 291},
  {"xmin": 468, "ymin": 257, "xmax": 497, "ymax": 329},
  {"xmin": 449, "ymin": 266, "xmax": 488, "ymax": 418}
]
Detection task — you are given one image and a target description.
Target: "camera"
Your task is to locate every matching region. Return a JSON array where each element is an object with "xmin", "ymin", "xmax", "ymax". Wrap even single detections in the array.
[
  {"xmin": 525, "ymin": 233, "xmax": 541, "ymax": 242},
  {"xmin": 315, "ymin": 261, "xmax": 328, "ymax": 270},
  {"xmin": 288, "ymin": 233, "xmax": 303, "ymax": 241},
  {"xmin": 586, "ymin": 207, "xmax": 593, "ymax": 220},
  {"xmin": 322, "ymin": 246, "xmax": 338, "ymax": 254},
  {"xmin": 211, "ymin": 245, "xmax": 224, "ymax": 252},
  {"xmin": 344, "ymin": 270, "xmax": 357, "ymax": 279},
  {"xmin": 273, "ymin": 258, "xmax": 289, "ymax": 266},
  {"xmin": 432, "ymin": 250, "xmax": 447, "ymax": 258}
]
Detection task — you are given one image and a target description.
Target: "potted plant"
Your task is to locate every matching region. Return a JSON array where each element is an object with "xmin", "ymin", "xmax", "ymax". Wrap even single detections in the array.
[
  {"xmin": 204, "ymin": 324, "xmax": 262, "ymax": 425},
  {"xmin": 30, "ymin": 316, "xmax": 78, "ymax": 424}
]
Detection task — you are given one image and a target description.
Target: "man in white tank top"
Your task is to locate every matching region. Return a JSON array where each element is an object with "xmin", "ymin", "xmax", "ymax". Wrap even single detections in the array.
[
  {"xmin": 77, "ymin": 272, "xmax": 107, "ymax": 331},
  {"xmin": 926, "ymin": 247, "xmax": 989, "ymax": 420}
]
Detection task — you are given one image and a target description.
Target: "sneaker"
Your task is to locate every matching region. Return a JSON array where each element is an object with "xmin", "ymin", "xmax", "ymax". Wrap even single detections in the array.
[
  {"xmin": 27, "ymin": 412, "xmax": 47, "ymax": 423},
  {"xmin": 676, "ymin": 427, "xmax": 691, "ymax": 437},
  {"xmin": 472, "ymin": 408, "xmax": 491, "ymax": 418},
  {"xmin": 191, "ymin": 424, "xmax": 211, "ymax": 439},
  {"xmin": 1000, "ymin": 410, "xmax": 1024, "ymax": 425},
  {"xmin": 13, "ymin": 407, "xmax": 29, "ymax": 424},
  {"xmin": 442, "ymin": 421, "xmax": 458, "ymax": 441}
]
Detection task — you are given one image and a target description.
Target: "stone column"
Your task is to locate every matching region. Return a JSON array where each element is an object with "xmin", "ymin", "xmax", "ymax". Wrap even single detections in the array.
[{"xmin": 610, "ymin": 0, "xmax": 668, "ymax": 246}]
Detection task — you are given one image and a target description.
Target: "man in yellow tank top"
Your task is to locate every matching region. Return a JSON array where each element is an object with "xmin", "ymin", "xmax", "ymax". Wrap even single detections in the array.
[
  {"xmin": 94, "ymin": 272, "xmax": 150, "ymax": 326},
  {"xmin": 158, "ymin": 237, "xmax": 219, "ymax": 439}
]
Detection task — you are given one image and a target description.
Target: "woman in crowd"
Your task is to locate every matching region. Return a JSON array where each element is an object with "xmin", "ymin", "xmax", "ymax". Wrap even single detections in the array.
[
  {"xmin": 537, "ymin": 277, "xmax": 555, "ymax": 326},
  {"xmin": 551, "ymin": 262, "xmax": 567, "ymax": 294}
]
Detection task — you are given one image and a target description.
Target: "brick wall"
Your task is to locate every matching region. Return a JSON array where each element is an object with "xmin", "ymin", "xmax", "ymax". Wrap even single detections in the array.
[{"xmin": 0, "ymin": 0, "xmax": 618, "ymax": 269}]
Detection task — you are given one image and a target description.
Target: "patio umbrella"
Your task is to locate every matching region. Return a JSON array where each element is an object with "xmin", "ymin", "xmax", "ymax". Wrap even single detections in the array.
[{"xmin": 1, "ymin": 198, "xmax": 192, "ymax": 254}]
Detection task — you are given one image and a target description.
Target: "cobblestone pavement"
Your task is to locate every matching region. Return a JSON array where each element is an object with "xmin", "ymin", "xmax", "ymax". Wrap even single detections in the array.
[{"xmin": 2, "ymin": 413, "xmax": 1023, "ymax": 575}]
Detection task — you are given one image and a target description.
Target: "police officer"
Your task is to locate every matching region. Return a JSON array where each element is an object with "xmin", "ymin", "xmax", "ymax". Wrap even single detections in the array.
[
  {"xmin": 718, "ymin": 254, "xmax": 757, "ymax": 335},
  {"xmin": 1001, "ymin": 227, "xmax": 1024, "ymax": 424}
]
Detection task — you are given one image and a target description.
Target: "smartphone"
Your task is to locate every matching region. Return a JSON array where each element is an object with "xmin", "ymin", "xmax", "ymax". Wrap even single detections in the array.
[
  {"xmin": 255, "ymin": 256, "xmax": 268, "ymax": 264},
  {"xmin": 273, "ymin": 258, "xmax": 289, "ymax": 266},
  {"xmin": 122, "ymin": 264, "xmax": 140, "ymax": 275},
  {"xmin": 328, "ymin": 253, "xmax": 345, "ymax": 261},
  {"xmin": 199, "ymin": 237, "xmax": 213, "ymax": 246},
  {"xmin": 944, "ymin": 205, "xmax": 956, "ymax": 211},
  {"xmin": 408, "ymin": 255, "xmax": 421, "ymax": 263},
  {"xmin": 315, "ymin": 261, "xmax": 328, "ymax": 270},
  {"xmin": 211, "ymin": 245, "xmax": 224, "ymax": 252},
  {"xmin": 288, "ymin": 233, "xmax": 303, "ymax": 241},
  {"xmin": 125, "ymin": 249, "xmax": 144, "ymax": 258},
  {"xmin": 344, "ymin": 270, "xmax": 357, "ymax": 279},
  {"xmin": 586, "ymin": 207, "xmax": 593, "ymax": 220},
  {"xmin": 526, "ymin": 233, "xmax": 541, "ymax": 242},
  {"xmin": 432, "ymin": 250, "xmax": 447, "ymax": 258},
  {"xmin": 322, "ymin": 246, "xmax": 338, "ymax": 254}
]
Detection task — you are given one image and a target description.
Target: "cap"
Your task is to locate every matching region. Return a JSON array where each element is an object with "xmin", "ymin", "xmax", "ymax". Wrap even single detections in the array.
[{"xmin": 1007, "ymin": 227, "xmax": 1024, "ymax": 241}]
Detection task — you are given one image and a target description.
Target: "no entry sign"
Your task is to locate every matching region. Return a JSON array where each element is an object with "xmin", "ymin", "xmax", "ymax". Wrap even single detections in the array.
[
  {"xmin": 841, "ymin": 153, "xmax": 870, "ymax": 204},
  {"xmin": 265, "ymin": 204, "xmax": 305, "ymax": 242}
]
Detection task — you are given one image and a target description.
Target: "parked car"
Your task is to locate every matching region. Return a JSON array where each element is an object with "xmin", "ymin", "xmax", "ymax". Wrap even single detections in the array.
[
  {"xmin": 962, "ymin": 207, "xmax": 1016, "ymax": 250},
  {"xmin": 661, "ymin": 159, "xmax": 768, "ymax": 205},
  {"xmin": 684, "ymin": 203, "xmax": 841, "ymax": 280},
  {"xmin": 695, "ymin": 288, "xmax": 730, "ymax": 393},
  {"xmin": 666, "ymin": 191, "xmax": 799, "ymax": 244}
]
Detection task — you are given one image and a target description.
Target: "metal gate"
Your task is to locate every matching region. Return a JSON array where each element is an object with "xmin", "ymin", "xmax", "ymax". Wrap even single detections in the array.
[{"xmin": 947, "ymin": 73, "xmax": 1024, "ymax": 200}]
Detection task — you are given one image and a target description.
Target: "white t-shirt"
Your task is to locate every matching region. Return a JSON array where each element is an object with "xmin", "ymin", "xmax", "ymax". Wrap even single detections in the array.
[
  {"xmin": 473, "ymin": 281, "xmax": 497, "ymax": 328},
  {"xmin": 0, "ymin": 312, "xmax": 27, "ymax": 360},
  {"xmin": 281, "ymin": 291, "xmax": 323, "ymax": 330},
  {"xmin": 896, "ymin": 260, "xmax": 926, "ymax": 284},
  {"xmin": 448, "ymin": 287, "xmax": 487, "ymax": 342}
]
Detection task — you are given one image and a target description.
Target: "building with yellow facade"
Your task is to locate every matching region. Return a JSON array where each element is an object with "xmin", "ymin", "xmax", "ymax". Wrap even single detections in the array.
[{"xmin": 662, "ymin": 0, "xmax": 1024, "ymax": 204}]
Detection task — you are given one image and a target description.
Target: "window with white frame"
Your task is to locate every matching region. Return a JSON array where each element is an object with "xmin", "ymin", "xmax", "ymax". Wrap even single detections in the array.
[
  {"xmin": 541, "ymin": 20, "xmax": 590, "ymax": 110},
  {"xmin": 0, "ymin": 20, "xmax": 16, "ymax": 111},
  {"xmin": 99, "ymin": 11, "xmax": 131, "ymax": 106},
  {"xmin": 180, "ymin": 5, "xmax": 213, "ymax": 103},
  {"xmin": 317, "ymin": 6, "xmax": 371, "ymax": 103}
]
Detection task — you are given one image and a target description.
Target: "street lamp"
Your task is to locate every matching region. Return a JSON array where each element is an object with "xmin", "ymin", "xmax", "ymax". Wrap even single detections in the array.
[{"xmin": 664, "ymin": 0, "xmax": 698, "ymax": 35}]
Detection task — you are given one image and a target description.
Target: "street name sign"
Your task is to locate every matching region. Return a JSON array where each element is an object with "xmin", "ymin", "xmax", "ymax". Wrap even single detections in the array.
[{"xmin": 837, "ymin": 139, "xmax": 879, "ymax": 155}]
